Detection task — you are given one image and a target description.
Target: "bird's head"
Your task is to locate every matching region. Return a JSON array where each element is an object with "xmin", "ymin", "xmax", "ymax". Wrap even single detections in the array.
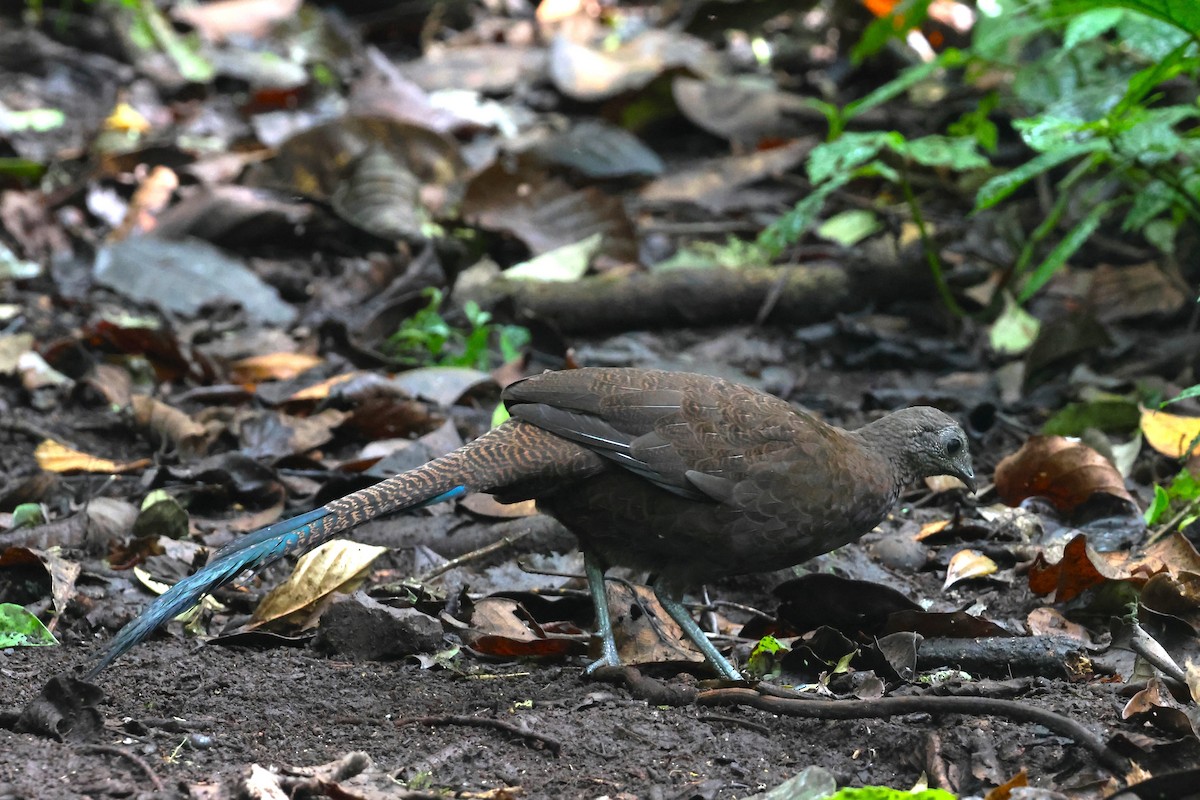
[{"xmin": 860, "ymin": 407, "xmax": 976, "ymax": 493}]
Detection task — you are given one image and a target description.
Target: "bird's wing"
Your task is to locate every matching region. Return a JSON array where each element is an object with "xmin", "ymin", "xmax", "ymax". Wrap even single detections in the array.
[{"xmin": 503, "ymin": 368, "xmax": 822, "ymax": 502}]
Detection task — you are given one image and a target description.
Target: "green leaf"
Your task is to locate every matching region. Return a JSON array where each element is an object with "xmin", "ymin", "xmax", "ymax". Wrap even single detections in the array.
[
  {"xmin": 989, "ymin": 294, "xmax": 1041, "ymax": 355},
  {"xmin": 1064, "ymin": 8, "xmax": 1125, "ymax": 49},
  {"xmin": 0, "ymin": 108, "xmax": 65, "ymax": 133},
  {"xmin": 746, "ymin": 635, "xmax": 787, "ymax": 680},
  {"xmin": 851, "ymin": 0, "xmax": 934, "ymax": 63},
  {"xmin": 491, "ymin": 403, "xmax": 511, "ymax": 429},
  {"xmin": 0, "ymin": 158, "xmax": 47, "ymax": 181},
  {"xmin": 829, "ymin": 789, "xmax": 956, "ymax": 800},
  {"xmin": 947, "ymin": 92, "xmax": 1000, "ymax": 153},
  {"xmin": 1013, "ymin": 115, "xmax": 1097, "ymax": 153},
  {"xmin": 1115, "ymin": 6, "xmax": 1193, "ymax": 59},
  {"xmin": 1018, "ymin": 199, "xmax": 1118, "ymax": 301},
  {"xmin": 1164, "ymin": 385, "xmax": 1200, "ymax": 405},
  {"xmin": 1142, "ymin": 219, "xmax": 1179, "ymax": 255},
  {"xmin": 1167, "ymin": 470, "xmax": 1200, "ymax": 503},
  {"xmin": 497, "ymin": 325, "xmax": 530, "ymax": 363},
  {"xmin": 975, "ymin": 140, "xmax": 1108, "ymax": 210},
  {"xmin": 1116, "ymin": 106, "xmax": 1200, "ymax": 165},
  {"xmin": 758, "ymin": 176, "xmax": 849, "ymax": 254},
  {"xmin": 654, "ymin": 237, "xmax": 771, "ymax": 271},
  {"xmin": 504, "ymin": 234, "xmax": 601, "ymax": 282},
  {"xmin": 1052, "ymin": 0, "xmax": 1200, "ymax": 38},
  {"xmin": 899, "ymin": 135, "xmax": 989, "ymax": 171},
  {"xmin": 808, "ymin": 132, "xmax": 896, "ymax": 185},
  {"xmin": 1042, "ymin": 400, "xmax": 1141, "ymax": 436},
  {"xmin": 0, "ymin": 603, "xmax": 58, "ymax": 647},
  {"xmin": 817, "ymin": 210, "xmax": 883, "ymax": 247},
  {"xmin": 843, "ymin": 49, "xmax": 965, "ymax": 123},
  {"xmin": 11, "ymin": 503, "xmax": 45, "ymax": 529},
  {"xmin": 1122, "ymin": 179, "xmax": 1175, "ymax": 232},
  {"xmin": 1114, "ymin": 40, "xmax": 1197, "ymax": 116}
]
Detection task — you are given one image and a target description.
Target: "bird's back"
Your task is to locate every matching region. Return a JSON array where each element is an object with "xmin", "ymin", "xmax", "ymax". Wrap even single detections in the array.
[{"xmin": 504, "ymin": 368, "xmax": 899, "ymax": 584}]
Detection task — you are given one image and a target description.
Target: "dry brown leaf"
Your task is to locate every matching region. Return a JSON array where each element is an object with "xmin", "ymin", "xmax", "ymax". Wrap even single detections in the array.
[
  {"xmin": 459, "ymin": 493, "xmax": 538, "ymax": 519},
  {"xmin": 1121, "ymin": 677, "xmax": 1199, "ymax": 738},
  {"xmin": 1141, "ymin": 405, "xmax": 1200, "ymax": 458},
  {"xmin": 1028, "ymin": 532, "xmax": 1200, "ymax": 602},
  {"xmin": 131, "ymin": 395, "xmax": 210, "ymax": 458},
  {"xmin": 1139, "ymin": 570, "xmax": 1200, "ymax": 630},
  {"xmin": 34, "ymin": 439, "xmax": 150, "ymax": 474},
  {"xmin": 110, "ymin": 165, "xmax": 179, "ymax": 242},
  {"xmin": 1088, "ymin": 262, "xmax": 1186, "ymax": 323},
  {"xmin": 994, "ymin": 435, "xmax": 1133, "ymax": 511},
  {"xmin": 605, "ymin": 582, "xmax": 705, "ymax": 669},
  {"xmin": 464, "ymin": 596, "xmax": 582, "ymax": 658},
  {"xmin": 983, "ymin": 769, "xmax": 1028, "ymax": 800},
  {"xmin": 1025, "ymin": 607, "xmax": 1092, "ymax": 644},
  {"xmin": 230, "ymin": 352, "xmax": 323, "ymax": 384}
]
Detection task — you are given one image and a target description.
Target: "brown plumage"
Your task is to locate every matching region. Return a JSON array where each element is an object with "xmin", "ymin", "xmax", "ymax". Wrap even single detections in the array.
[{"xmin": 90, "ymin": 367, "xmax": 974, "ymax": 680}]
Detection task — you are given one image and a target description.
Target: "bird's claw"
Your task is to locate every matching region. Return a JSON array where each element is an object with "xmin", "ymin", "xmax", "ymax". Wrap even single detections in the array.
[{"xmin": 584, "ymin": 652, "xmax": 623, "ymax": 675}]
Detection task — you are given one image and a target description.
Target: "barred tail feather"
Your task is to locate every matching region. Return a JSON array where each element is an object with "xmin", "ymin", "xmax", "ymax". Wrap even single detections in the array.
[
  {"xmin": 88, "ymin": 421, "xmax": 597, "ymax": 677},
  {"xmin": 88, "ymin": 457, "xmax": 481, "ymax": 677}
]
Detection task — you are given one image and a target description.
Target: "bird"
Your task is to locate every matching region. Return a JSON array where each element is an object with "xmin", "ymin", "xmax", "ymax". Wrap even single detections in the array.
[{"xmin": 86, "ymin": 367, "xmax": 975, "ymax": 681}]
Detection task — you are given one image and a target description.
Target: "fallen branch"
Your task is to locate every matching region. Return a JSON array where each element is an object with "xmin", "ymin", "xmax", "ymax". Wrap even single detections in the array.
[
  {"xmin": 591, "ymin": 666, "xmax": 1127, "ymax": 773},
  {"xmin": 459, "ymin": 260, "xmax": 933, "ymax": 333}
]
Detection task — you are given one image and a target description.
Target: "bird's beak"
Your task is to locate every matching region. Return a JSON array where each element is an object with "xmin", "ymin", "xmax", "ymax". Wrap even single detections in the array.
[{"xmin": 956, "ymin": 465, "xmax": 976, "ymax": 494}]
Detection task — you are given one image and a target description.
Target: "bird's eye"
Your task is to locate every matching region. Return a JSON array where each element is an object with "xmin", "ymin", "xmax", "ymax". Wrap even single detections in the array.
[{"xmin": 946, "ymin": 437, "xmax": 963, "ymax": 457}]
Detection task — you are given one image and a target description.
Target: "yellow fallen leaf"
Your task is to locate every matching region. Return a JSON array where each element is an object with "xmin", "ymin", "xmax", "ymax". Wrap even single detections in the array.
[
  {"xmin": 34, "ymin": 440, "xmax": 150, "ymax": 474},
  {"xmin": 944, "ymin": 548, "xmax": 997, "ymax": 590},
  {"xmin": 249, "ymin": 540, "xmax": 389, "ymax": 629},
  {"xmin": 105, "ymin": 102, "xmax": 151, "ymax": 133},
  {"xmin": 288, "ymin": 371, "xmax": 360, "ymax": 402},
  {"xmin": 1141, "ymin": 406, "xmax": 1200, "ymax": 458},
  {"xmin": 914, "ymin": 518, "xmax": 950, "ymax": 541}
]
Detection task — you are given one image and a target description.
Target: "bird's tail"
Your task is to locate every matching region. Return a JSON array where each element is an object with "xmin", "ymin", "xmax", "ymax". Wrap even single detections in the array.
[{"xmin": 87, "ymin": 419, "xmax": 599, "ymax": 678}]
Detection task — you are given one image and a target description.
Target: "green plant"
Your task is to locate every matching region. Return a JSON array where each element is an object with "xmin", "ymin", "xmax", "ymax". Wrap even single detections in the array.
[
  {"xmin": 387, "ymin": 287, "xmax": 529, "ymax": 370},
  {"xmin": 761, "ymin": 0, "xmax": 1200, "ymax": 315}
]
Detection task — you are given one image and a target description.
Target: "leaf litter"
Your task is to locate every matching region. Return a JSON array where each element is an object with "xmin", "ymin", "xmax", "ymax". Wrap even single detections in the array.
[{"xmin": 1, "ymin": 0, "xmax": 1200, "ymax": 797}]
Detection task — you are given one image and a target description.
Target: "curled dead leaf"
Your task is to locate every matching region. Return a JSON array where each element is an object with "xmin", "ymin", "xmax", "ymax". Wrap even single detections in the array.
[
  {"xmin": 994, "ymin": 435, "xmax": 1132, "ymax": 512},
  {"xmin": 1028, "ymin": 532, "xmax": 1200, "ymax": 603},
  {"xmin": 131, "ymin": 395, "xmax": 210, "ymax": 458}
]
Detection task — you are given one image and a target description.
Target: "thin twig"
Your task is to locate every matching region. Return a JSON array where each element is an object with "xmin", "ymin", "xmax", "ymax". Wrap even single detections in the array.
[
  {"xmin": 393, "ymin": 714, "xmax": 562, "ymax": 754},
  {"xmin": 418, "ymin": 529, "xmax": 533, "ymax": 582}
]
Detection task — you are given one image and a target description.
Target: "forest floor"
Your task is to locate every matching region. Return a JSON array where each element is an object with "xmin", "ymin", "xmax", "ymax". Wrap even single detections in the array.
[{"xmin": 2, "ymin": 1, "xmax": 1198, "ymax": 798}]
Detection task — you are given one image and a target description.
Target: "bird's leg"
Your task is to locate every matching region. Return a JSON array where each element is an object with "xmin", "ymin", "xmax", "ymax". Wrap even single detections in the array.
[
  {"xmin": 652, "ymin": 581, "xmax": 742, "ymax": 681},
  {"xmin": 583, "ymin": 551, "xmax": 622, "ymax": 674}
]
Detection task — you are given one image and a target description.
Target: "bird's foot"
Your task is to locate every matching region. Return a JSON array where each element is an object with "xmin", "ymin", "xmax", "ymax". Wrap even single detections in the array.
[
  {"xmin": 709, "ymin": 656, "xmax": 743, "ymax": 682},
  {"xmin": 584, "ymin": 650, "xmax": 623, "ymax": 675}
]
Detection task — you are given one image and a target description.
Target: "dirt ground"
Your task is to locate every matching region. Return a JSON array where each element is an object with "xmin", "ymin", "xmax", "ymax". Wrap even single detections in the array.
[
  {"xmin": 1, "ymin": 3, "xmax": 1197, "ymax": 792},
  {"xmin": 1, "ymin": 444, "xmax": 1180, "ymax": 800},
  {"xmin": 0, "ymin": 577, "xmax": 1136, "ymax": 800}
]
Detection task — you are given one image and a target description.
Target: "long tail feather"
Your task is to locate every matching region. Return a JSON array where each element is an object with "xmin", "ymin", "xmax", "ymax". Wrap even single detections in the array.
[
  {"xmin": 85, "ymin": 428, "xmax": 518, "ymax": 677},
  {"xmin": 88, "ymin": 418, "xmax": 604, "ymax": 677}
]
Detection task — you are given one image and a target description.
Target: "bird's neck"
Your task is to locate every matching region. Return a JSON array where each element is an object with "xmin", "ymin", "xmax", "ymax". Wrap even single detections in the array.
[{"xmin": 853, "ymin": 415, "xmax": 921, "ymax": 488}]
